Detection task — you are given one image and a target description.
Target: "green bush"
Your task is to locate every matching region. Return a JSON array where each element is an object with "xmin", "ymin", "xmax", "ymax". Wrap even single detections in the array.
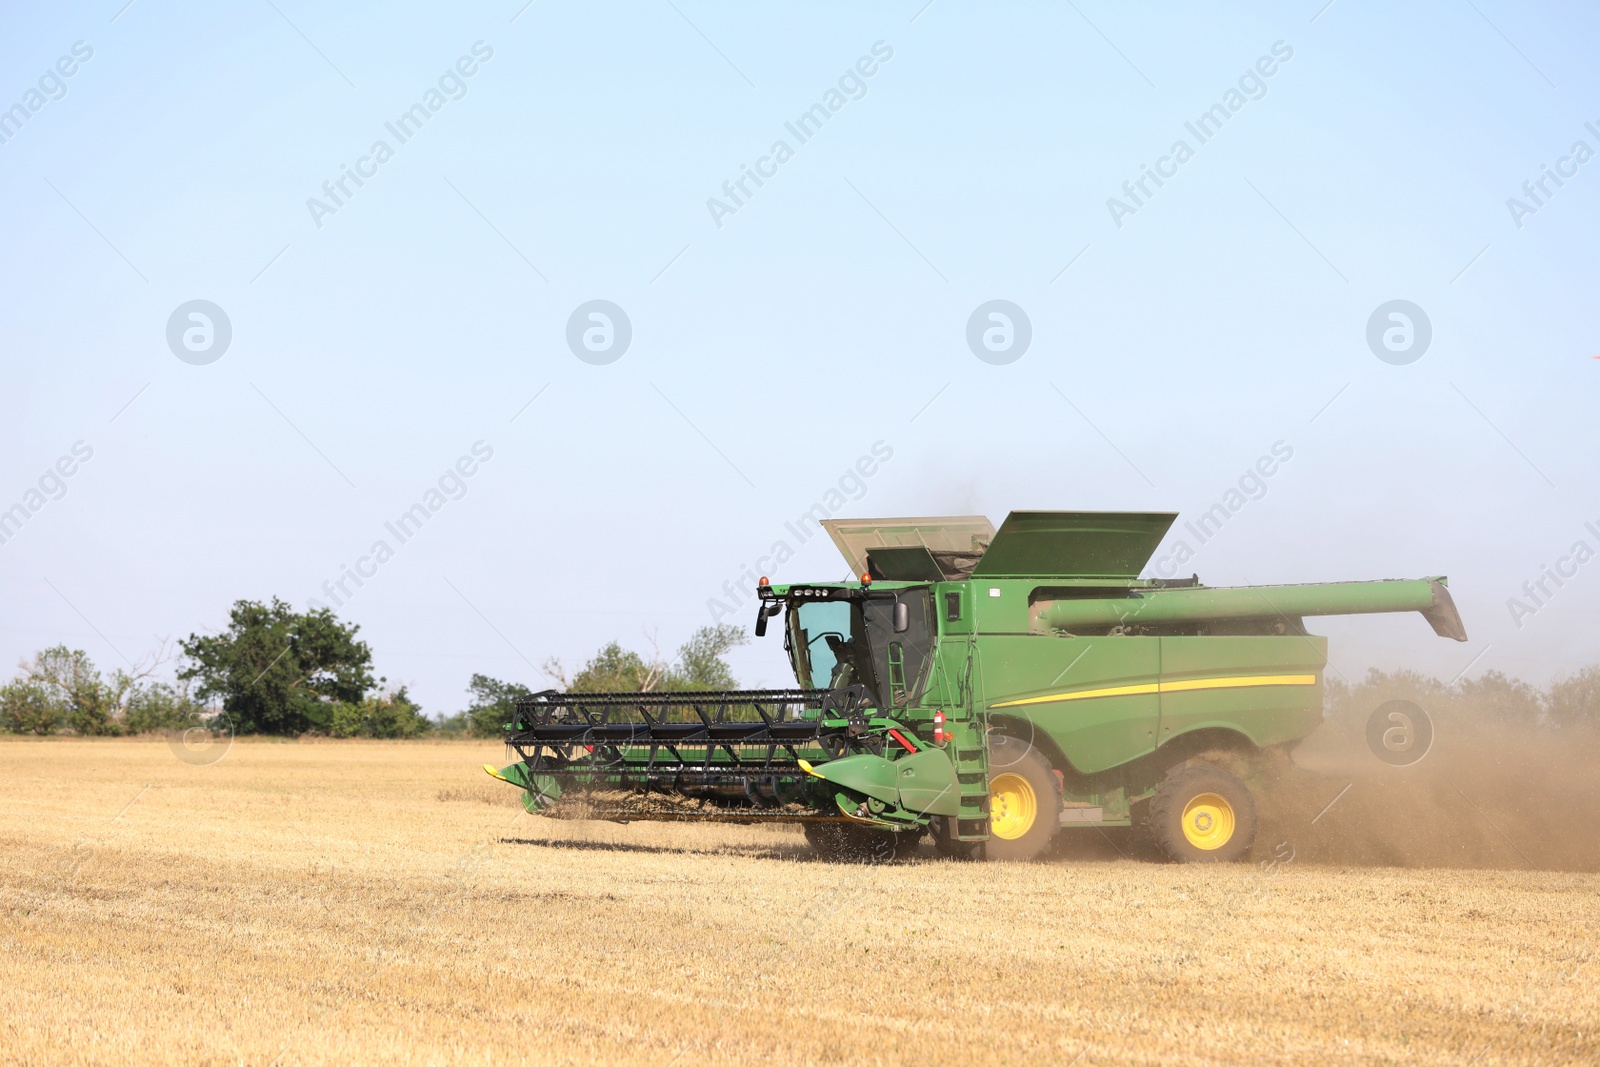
[
  {"xmin": 122, "ymin": 683, "xmax": 204, "ymax": 734},
  {"xmin": 328, "ymin": 688, "xmax": 430, "ymax": 739}
]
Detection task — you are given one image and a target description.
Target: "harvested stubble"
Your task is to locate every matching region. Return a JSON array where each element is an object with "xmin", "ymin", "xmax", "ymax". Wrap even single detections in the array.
[{"xmin": 1, "ymin": 737, "xmax": 1596, "ymax": 1066}]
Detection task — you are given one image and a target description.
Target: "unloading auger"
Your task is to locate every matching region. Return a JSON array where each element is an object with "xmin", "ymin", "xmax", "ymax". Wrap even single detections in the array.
[{"xmin": 487, "ymin": 511, "xmax": 1466, "ymax": 862}]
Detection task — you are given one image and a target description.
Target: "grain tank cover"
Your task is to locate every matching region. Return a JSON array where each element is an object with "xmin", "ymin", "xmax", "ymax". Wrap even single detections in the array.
[
  {"xmin": 822, "ymin": 515, "xmax": 996, "ymax": 578},
  {"xmin": 970, "ymin": 511, "xmax": 1177, "ymax": 579}
]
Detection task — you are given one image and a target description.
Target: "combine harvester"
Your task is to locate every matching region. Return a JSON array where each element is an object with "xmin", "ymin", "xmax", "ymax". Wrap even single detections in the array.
[{"xmin": 486, "ymin": 512, "xmax": 1465, "ymax": 862}]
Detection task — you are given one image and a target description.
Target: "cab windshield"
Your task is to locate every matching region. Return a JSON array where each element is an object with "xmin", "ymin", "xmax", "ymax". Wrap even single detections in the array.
[{"xmin": 790, "ymin": 600, "xmax": 857, "ymax": 689}]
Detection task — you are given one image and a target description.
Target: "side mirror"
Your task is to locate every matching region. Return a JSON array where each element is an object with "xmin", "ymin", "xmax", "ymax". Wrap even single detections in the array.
[
  {"xmin": 893, "ymin": 598, "xmax": 909, "ymax": 633},
  {"xmin": 755, "ymin": 602, "xmax": 781, "ymax": 637}
]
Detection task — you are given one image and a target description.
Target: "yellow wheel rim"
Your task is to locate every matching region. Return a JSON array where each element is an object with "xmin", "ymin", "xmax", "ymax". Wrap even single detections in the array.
[
  {"xmin": 1181, "ymin": 792, "xmax": 1235, "ymax": 850},
  {"xmin": 989, "ymin": 772, "xmax": 1037, "ymax": 840}
]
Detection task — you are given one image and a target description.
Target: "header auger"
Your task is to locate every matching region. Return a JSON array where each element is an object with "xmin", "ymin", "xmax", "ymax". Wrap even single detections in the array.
[{"xmin": 488, "ymin": 511, "xmax": 1466, "ymax": 862}]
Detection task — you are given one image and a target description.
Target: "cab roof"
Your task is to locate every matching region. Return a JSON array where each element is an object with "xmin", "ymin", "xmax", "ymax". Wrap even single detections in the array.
[{"xmin": 820, "ymin": 511, "xmax": 1177, "ymax": 582}]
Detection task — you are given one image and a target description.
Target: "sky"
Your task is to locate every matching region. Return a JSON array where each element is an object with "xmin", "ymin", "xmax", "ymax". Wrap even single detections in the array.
[{"xmin": 1, "ymin": 0, "xmax": 1597, "ymax": 715}]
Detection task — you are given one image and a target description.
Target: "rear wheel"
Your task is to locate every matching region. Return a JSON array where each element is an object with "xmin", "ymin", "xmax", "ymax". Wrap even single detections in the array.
[
  {"xmin": 1146, "ymin": 763, "xmax": 1257, "ymax": 863},
  {"xmin": 984, "ymin": 736, "xmax": 1061, "ymax": 862}
]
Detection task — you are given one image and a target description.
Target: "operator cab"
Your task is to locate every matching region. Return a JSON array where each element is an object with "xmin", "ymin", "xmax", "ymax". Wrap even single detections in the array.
[{"xmin": 774, "ymin": 584, "xmax": 935, "ymax": 710}]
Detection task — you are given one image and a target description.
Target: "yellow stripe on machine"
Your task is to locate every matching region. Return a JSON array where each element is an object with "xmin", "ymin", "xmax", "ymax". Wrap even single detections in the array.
[
  {"xmin": 989, "ymin": 674, "xmax": 1317, "ymax": 709},
  {"xmin": 991, "ymin": 682, "xmax": 1160, "ymax": 708},
  {"xmin": 1160, "ymin": 674, "xmax": 1317, "ymax": 694}
]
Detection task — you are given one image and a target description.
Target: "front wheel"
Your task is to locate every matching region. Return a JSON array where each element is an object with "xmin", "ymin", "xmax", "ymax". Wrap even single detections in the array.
[
  {"xmin": 1145, "ymin": 763, "xmax": 1258, "ymax": 863},
  {"xmin": 931, "ymin": 817, "xmax": 984, "ymax": 861},
  {"xmin": 984, "ymin": 735, "xmax": 1061, "ymax": 862}
]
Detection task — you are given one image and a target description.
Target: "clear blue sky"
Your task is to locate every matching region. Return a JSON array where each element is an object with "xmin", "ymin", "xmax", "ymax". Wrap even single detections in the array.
[{"xmin": 2, "ymin": 1, "xmax": 1596, "ymax": 713}]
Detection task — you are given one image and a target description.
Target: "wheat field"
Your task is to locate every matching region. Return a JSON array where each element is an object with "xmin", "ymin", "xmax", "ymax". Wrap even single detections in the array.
[{"xmin": 2, "ymin": 737, "xmax": 1596, "ymax": 1066}]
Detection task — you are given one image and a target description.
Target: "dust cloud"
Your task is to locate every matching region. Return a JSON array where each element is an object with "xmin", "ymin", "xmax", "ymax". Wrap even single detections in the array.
[{"xmin": 1254, "ymin": 710, "xmax": 1600, "ymax": 871}]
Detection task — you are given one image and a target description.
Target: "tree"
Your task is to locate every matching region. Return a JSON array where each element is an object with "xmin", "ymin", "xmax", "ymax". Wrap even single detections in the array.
[
  {"xmin": 542, "ymin": 625, "xmax": 749, "ymax": 694},
  {"xmin": 668, "ymin": 624, "xmax": 746, "ymax": 690},
  {"xmin": 0, "ymin": 642, "xmax": 194, "ymax": 736},
  {"xmin": 0, "ymin": 678, "xmax": 64, "ymax": 735},
  {"xmin": 457, "ymin": 673, "xmax": 537, "ymax": 738},
  {"xmin": 1546, "ymin": 667, "xmax": 1600, "ymax": 731},
  {"xmin": 22, "ymin": 646, "xmax": 119, "ymax": 734},
  {"xmin": 180, "ymin": 599, "xmax": 376, "ymax": 735},
  {"xmin": 557, "ymin": 641, "xmax": 660, "ymax": 693},
  {"xmin": 458, "ymin": 625, "xmax": 752, "ymax": 735},
  {"xmin": 0, "ymin": 645, "xmax": 167, "ymax": 735},
  {"xmin": 1454, "ymin": 670, "xmax": 1542, "ymax": 727}
]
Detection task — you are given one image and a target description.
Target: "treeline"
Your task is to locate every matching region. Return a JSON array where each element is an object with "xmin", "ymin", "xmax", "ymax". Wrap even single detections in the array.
[
  {"xmin": 1326, "ymin": 666, "xmax": 1600, "ymax": 731},
  {"xmin": 0, "ymin": 597, "xmax": 747, "ymax": 740},
  {"xmin": 7, "ymin": 595, "xmax": 1596, "ymax": 739}
]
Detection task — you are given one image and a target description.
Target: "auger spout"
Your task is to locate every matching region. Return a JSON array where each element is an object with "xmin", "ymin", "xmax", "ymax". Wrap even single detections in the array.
[{"xmin": 1033, "ymin": 578, "xmax": 1467, "ymax": 641}]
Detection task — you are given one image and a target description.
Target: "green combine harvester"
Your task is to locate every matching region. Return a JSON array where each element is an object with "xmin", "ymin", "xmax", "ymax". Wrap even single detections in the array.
[{"xmin": 486, "ymin": 512, "xmax": 1466, "ymax": 862}]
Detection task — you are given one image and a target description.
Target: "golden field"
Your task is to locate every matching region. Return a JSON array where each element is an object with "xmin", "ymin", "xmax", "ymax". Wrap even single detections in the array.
[{"xmin": 2, "ymin": 737, "xmax": 1597, "ymax": 1066}]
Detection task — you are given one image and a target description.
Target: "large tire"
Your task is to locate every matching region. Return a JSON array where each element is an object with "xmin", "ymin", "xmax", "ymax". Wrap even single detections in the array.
[
  {"xmin": 984, "ymin": 735, "xmax": 1061, "ymax": 862},
  {"xmin": 931, "ymin": 818, "xmax": 984, "ymax": 861},
  {"xmin": 804, "ymin": 822, "xmax": 919, "ymax": 863},
  {"xmin": 1145, "ymin": 763, "xmax": 1257, "ymax": 863}
]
